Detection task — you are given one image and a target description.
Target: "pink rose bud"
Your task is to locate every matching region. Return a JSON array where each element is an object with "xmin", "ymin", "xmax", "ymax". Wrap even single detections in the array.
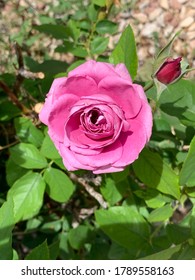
[{"xmin": 155, "ymin": 57, "xmax": 182, "ymax": 84}]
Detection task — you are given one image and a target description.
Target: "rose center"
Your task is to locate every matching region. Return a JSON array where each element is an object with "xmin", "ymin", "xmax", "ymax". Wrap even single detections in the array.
[
  {"xmin": 88, "ymin": 109, "xmax": 106, "ymax": 126},
  {"xmin": 90, "ymin": 110, "xmax": 99, "ymax": 124}
]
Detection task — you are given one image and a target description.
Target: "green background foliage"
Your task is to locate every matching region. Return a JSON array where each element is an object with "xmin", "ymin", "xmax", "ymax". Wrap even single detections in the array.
[{"xmin": 0, "ymin": 0, "xmax": 195, "ymax": 260}]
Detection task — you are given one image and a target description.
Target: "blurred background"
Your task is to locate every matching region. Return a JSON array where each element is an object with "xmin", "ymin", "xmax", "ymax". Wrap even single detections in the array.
[{"xmin": 1, "ymin": 0, "xmax": 194, "ymax": 78}]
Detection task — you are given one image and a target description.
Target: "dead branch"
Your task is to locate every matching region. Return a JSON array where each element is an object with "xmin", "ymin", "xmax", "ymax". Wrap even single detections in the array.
[
  {"xmin": 69, "ymin": 172, "xmax": 108, "ymax": 209},
  {"xmin": 0, "ymin": 80, "xmax": 30, "ymax": 113}
]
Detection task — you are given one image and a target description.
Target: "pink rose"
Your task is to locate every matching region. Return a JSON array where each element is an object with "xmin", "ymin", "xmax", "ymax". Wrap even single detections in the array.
[
  {"xmin": 155, "ymin": 57, "xmax": 182, "ymax": 84},
  {"xmin": 39, "ymin": 60, "xmax": 152, "ymax": 174}
]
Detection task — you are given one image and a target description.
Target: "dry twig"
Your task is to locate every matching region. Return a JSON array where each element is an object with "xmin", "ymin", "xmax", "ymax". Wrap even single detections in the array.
[
  {"xmin": 69, "ymin": 172, "xmax": 108, "ymax": 209},
  {"xmin": 0, "ymin": 80, "xmax": 30, "ymax": 113}
]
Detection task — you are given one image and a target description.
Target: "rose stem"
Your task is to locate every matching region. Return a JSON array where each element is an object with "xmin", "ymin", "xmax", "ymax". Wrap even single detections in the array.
[{"xmin": 144, "ymin": 80, "xmax": 154, "ymax": 92}]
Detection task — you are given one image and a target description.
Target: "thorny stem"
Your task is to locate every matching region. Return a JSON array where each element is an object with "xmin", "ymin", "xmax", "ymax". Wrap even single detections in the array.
[{"xmin": 69, "ymin": 172, "xmax": 108, "ymax": 209}]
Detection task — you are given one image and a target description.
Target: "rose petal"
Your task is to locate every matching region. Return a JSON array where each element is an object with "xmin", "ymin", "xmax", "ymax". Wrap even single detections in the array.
[
  {"xmin": 113, "ymin": 119, "xmax": 147, "ymax": 167},
  {"xmin": 39, "ymin": 77, "xmax": 68, "ymax": 125},
  {"xmin": 64, "ymin": 76, "xmax": 99, "ymax": 97},
  {"xmin": 39, "ymin": 94, "xmax": 53, "ymax": 125},
  {"xmin": 59, "ymin": 143, "xmax": 95, "ymax": 171},
  {"xmin": 114, "ymin": 63, "xmax": 132, "ymax": 82},
  {"xmin": 48, "ymin": 94, "xmax": 79, "ymax": 142},
  {"xmin": 73, "ymin": 139, "xmax": 123, "ymax": 168},
  {"xmin": 65, "ymin": 104, "xmax": 123, "ymax": 149},
  {"xmin": 69, "ymin": 144, "xmax": 103, "ymax": 156},
  {"xmin": 128, "ymin": 84, "xmax": 152, "ymax": 140},
  {"xmin": 65, "ymin": 118, "xmax": 115, "ymax": 149},
  {"xmin": 98, "ymin": 76, "xmax": 142, "ymax": 119},
  {"xmin": 93, "ymin": 165, "xmax": 124, "ymax": 174},
  {"xmin": 81, "ymin": 93, "xmax": 116, "ymax": 105},
  {"xmin": 133, "ymin": 84, "xmax": 148, "ymax": 102},
  {"xmin": 68, "ymin": 60, "xmax": 120, "ymax": 84},
  {"xmin": 135, "ymin": 101, "xmax": 153, "ymax": 141},
  {"xmin": 47, "ymin": 77, "xmax": 67, "ymax": 99}
]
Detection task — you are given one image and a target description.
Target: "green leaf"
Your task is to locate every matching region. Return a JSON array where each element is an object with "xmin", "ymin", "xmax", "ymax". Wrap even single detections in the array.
[
  {"xmin": 67, "ymin": 60, "xmax": 85, "ymax": 73},
  {"xmin": 147, "ymin": 204, "xmax": 173, "ymax": 223},
  {"xmin": 34, "ymin": 24, "xmax": 69, "ymax": 39},
  {"xmin": 92, "ymin": 0, "xmax": 106, "ymax": 6},
  {"xmin": 176, "ymin": 151, "xmax": 188, "ymax": 165},
  {"xmin": 108, "ymin": 242, "xmax": 128, "ymax": 260},
  {"xmin": 44, "ymin": 167, "xmax": 75, "ymax": 203},
  {"xmin": 0, "ymin": 199, "xmax": 14, "ymax": 260},
  {"xmin": 180, "ymin": 136, "xmax": 195, "ymax": 187},
  {"xmin": 53, "ymin": 158, "xmax": 66, "ymax": 170},
  {"xmin": 166, "ymin": 215, "xmax": 191, "ymax": 244},
  {"xmin": 159, "ymin": 79, "xmax": 195, "ymax": 127},
  {"xmin": 190, "ymin": 201, "xmax": 195, "ymax": 239},
  {"xmin": 153, "ymin": 31, "xmax": 180, "ymax": 74},
  {"xmin": 89, "ymin": 238, "xmax": 110, "ymax": 260},
  {"xmin": 25, "ymin": 57, "xmax": 68, "ymax": 76},
  {"xmin": 133, "ymin": 148, "xmax": 180, "ymax": 199},
  {"xmin": 172, "ymin": 243, "xmax": 195, "ymax": 260},
  {"xmin": 14, "ymin": 117, "xmax": 44, "ymax": 147},
  {"xmin": 55, "ymin": 45, "xmax": 88, "ymax": 58},
  {"xmin": 40, "ymin": 134, "xmax": 60, "ymax": 160},
  {"xmin": 110, "ymin": 25, "xmax": 138, "ymax": 80},
  {"xmin": 100, "ymin": 176, "xmax": 127, "ymax": 206},
  {"xmin": 0, "ymin": 99, "xmax": 20, "ymax": 121},
  {"xmin": 95, "ymin": 206, "xmax": 150, "ymax": 251},
  {"xmin": 77, "ymin": 20, "xmax": 91, "ymax": 31},
  {"xmin": 67, "ymin": 19, "xmax": 80, "ymax": 41},
  {"xmin": 6, "ymin": 157, "xmax": 27, "ymax": 187},
  {"xmin": 26, "ymin": 218, "xmax": 42, "ymax": 231},
  {"xmin": 134, "ymin": 189, "xmax": 170, "ymax": 209},
  {"xmin": 40, "ymin": 220, "xmax": 62, "ymax": 234},
  {"xmin": 12, "ymin": 250, "xmax": 19, "ymax": 260},
  {"xmin": 96, "ymin": 20, "xmax": 117, "ymax": 34},
  {"xmin": 48, "ymin": 240, "xmax": 60, "ymax": 260},
  {"xmin": 59, "ymin": 232, "xmax": 72, "ymax": 259},
  {"xmin": 87, "ymin": 4, "xmax": 98, "ymax": 22},
  {"xmin": 185, "ymin": 187, "xmax": 195, "ymax": 198},
  {"xmin": 68, "ymin": 225, "xmax": 92, "ymax": 250},
  {"xmin": 111, "ymin": 166, "xmax": 129, "ymax": 183},
  {"xmin": 7, "ymin": 172, "xmax": 46, "ymax": 222},
  {"xmin": 39, "ymin": 15, "xmax": 56, "ymax": 24},
  {"xmin": 25, "ymin": 240, "xmax": 50, "ymax": 260},
  {"xmin": 90, "ymin": 36, "xmax": 109, "ymax": 55},
  {"xmin": 139, "ymin": 244, "xmax": 182, "ymax": 260},
  {"xmin": 10, "ymin": 143, "xmax": 48, "ymax": 169}
]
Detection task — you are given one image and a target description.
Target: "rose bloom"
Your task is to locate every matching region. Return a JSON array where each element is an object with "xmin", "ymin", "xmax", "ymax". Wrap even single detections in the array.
[
  {"xmin": 39, "ymin": 60, "xmax": 152, "ymax": 174},
  {"xmin": 155, "ymin": 57, "xmax": 182, "ymax": 85}
]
